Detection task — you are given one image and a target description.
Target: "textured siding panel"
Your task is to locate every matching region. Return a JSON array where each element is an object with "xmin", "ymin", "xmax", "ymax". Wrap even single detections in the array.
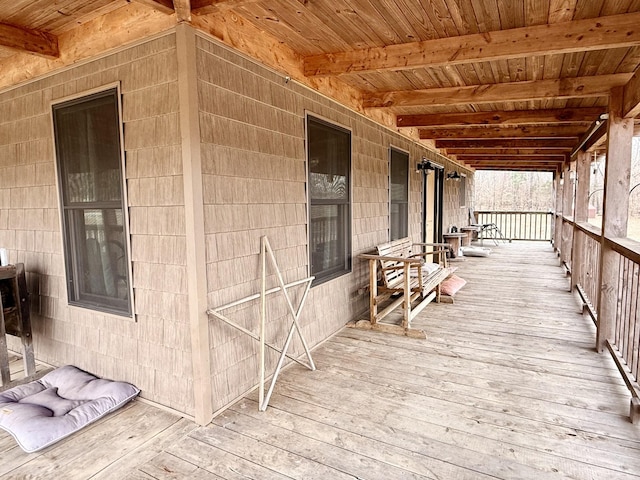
[
  {"xmin": 196, "ymin": 35, "xmax": 473, "ymax": 412},
  {"xmin": 0, "ymin": 33, "xmax": 195, "ymax": 415}
]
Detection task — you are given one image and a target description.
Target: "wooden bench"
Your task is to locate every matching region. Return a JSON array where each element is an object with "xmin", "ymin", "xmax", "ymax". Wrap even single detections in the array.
[{"xmin": 354, "ymin": 238, "xmax": 452, "ymax": 338}]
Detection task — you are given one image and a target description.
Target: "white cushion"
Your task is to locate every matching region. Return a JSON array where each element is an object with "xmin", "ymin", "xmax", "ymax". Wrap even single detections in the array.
[{"xmin": 0, "ymin": 365, "xmax": 139, "ymax": 452}]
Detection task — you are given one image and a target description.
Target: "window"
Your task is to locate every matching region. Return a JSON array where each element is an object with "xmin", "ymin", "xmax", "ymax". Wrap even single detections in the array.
[
  {"xmin": 53, "ymin": 88, "xmax": 133, "ymax": 316},
  {"xmin": 307, "ymin": 115, "xmax": 351, "ymax": 283},
  {"xmin": 390, "ymin": 148, "xmax": 409, "ymax": 240}
]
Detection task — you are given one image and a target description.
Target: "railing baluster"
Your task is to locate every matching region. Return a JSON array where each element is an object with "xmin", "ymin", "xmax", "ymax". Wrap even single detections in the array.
[{"xmin": 627, "ymin": 263, "xmax": 639, "ymax": 371}]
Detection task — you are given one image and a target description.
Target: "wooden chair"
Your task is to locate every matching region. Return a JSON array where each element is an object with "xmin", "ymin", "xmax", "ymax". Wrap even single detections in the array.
[{"xmin": 469, "ymin": 209, "xmax": 507, "ymax": 245}]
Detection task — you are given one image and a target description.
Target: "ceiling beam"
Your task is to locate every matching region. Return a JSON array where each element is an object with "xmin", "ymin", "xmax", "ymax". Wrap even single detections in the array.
[
  {"xmin": 191, "ymin": 0, "xmax": 258, "ymax": 15},
  {"xmin": 419, "ymin": 125, "xmax": 586, "ymax": 140},
  {"xmin": 397, "ymin": 107, "xmax": 602, "ymax": 128},
  {"xmin": 131, "ymin": 0, "xmax": 175, "ymax": 14},
  {"xmin": 304, "ymin": 12, "xmax": 640, "ymax": 77},
  {"xmin": 0, "ymin": 22, "xmax": 58, "ymax": 58},
  {"xmin": 364, "ymin": 74, "xmax": 631, "ymax": 109},
  {"xmin": 469, "ymin": 164, "xmax": 560, "ymax": 171},
  {"xmin": 623, "ymin": 67, "xmax": 640, "ymax": 118},
  {"xmin": 583, "ymin": 120, "xmax": 609, "ymax": 152},
  {"xmin": 444, "ymin": 148, "xmax": 571, "ymax": 156},
  {"xmin": 173, "ymin": 0, "xmax": 192, "ymax": 21},
  {"xmin": 436, "ymin": 139, "xmax": 577, "ymax": 149},
  {"xmin": 457, "ymin": 155, "xmax": 566, "ymax": 162}
]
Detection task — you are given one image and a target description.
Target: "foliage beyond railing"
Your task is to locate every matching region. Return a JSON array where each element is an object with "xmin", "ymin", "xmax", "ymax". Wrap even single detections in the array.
[{"xmin": 475, "ymin": 211, "xmax": 552, "ymax": 241}]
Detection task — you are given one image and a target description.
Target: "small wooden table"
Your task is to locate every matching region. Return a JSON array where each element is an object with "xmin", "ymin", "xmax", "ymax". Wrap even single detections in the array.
[
  {"xmin": 460, "ymin": 226, "xmax": 480, "ymax": 246},
  {"xmin": 443, "ymin": 233, "xmax": 468, "ymax": 258},
  {"xmin": 0, "ymin": 263, "xmax": 35, "ymax": 386}
]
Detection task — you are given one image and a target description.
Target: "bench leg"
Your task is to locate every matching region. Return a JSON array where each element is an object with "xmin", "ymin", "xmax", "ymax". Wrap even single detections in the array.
[
  {"xmin": 369, "ymin": 259, "xmax": 378, "ymax": 326},
  {"xmin": 402, "ymin": 263, "xmax": 411, "ymax": 330}
]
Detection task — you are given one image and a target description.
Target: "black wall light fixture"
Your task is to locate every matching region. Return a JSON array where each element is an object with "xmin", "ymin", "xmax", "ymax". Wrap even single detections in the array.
[{"xmin": 416, "ymin": 157, "xmax": 437, "ymax": 173}]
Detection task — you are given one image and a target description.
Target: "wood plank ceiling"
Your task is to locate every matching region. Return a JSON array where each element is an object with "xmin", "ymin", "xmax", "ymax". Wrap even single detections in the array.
[{"xmin": 1, "ymin": 0, "xmax": 640, "ymax": 172}]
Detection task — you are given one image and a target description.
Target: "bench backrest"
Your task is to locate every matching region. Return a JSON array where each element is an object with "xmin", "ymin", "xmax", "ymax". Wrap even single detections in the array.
[{"xmin": 375, "ymin": 237, "xmax": 413, "ymax": 288}]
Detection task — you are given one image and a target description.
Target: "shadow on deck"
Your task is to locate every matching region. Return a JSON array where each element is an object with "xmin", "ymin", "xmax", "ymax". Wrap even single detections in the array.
[{"xmin": 2, "ymin": 242, "xmax": 640, "ymax": 479}]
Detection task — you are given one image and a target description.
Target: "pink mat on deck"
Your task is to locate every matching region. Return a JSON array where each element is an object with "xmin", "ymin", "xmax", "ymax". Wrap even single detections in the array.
[{"xmin": 440, "ymin": 274, "xmax": 467, "ymax": 297}]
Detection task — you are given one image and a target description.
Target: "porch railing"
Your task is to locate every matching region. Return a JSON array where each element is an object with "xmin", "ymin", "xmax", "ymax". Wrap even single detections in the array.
[
  {"xmin": 475, "ymin": 210, "xmax": 553, "ymax": 241},
  {"xmin": 573, "ymin": 223, "xmax": 601, "ymax": 320},
  {"xmin": 607, "ymin": 240, "xmax": 640, "ymax": 397},
  {"xmin": 563, "ymin": 216, "xmax": 640, "ymax": 407}
]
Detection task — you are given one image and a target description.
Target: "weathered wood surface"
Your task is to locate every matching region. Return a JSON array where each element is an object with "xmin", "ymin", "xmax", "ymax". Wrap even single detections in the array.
[{"xmin": 2, "ymin": 242, "xmax": 640, "ymax": 479}]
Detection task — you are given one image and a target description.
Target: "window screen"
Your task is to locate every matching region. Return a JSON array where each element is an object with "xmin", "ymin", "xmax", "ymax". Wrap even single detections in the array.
[
  {"xmin": 307, "ymin": 116, "xmax": 352, "ymax": 283},
  {"xmin": 53, "ymin": 89, "xmax": 132, "ymax": 316}
]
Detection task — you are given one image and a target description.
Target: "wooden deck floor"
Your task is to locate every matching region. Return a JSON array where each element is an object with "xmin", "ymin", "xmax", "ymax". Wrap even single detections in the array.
[{"xmin": 2, "ymin": 241, "xmax": 640, "ymax": 479}]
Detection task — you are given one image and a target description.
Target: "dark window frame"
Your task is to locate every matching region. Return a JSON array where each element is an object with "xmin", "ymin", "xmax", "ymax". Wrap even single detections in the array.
[
  {"xmin": 306, "ymin": 114, "xmax": 352, "ymax": 285},
  {"xmin": 389, "ymin": 147, "xmax": 409, "ymax": 241},
  {"xmin": 52, "ymin": 86, "xmax": 134, "ymax": 317}
]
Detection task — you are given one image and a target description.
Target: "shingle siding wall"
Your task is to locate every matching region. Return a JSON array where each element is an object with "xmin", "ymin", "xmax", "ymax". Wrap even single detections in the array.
[
  {"xmin": 0, "ymin": 30, "xmax": 472, "ymax": 417},
  {"xmin": 195, "ymin": 35, "xmax": 472, "ymax": 412},
  {"xmin": 0, "ymin": 34, "xmax": 195, "ymax": 415}
]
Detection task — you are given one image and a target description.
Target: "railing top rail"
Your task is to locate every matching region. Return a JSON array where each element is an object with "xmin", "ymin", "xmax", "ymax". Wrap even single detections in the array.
[
  {"xmin": 475, "ymin": 210, "xmax": 552, "ymax": 215},
  {"xmin": 605, "ymin": 237, "xmax": 640, "ymax": 265},
  {"xmin": 573, "ymin": 221, "xmax": 601, "ymax": 241}
]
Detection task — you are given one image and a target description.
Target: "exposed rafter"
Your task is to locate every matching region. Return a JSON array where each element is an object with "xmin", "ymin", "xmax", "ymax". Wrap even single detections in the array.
[
  {"xmin": 419, "ymin": 125, "xmax": 586, "ymax": 140},
  {"xmin": 436, "ymin": 139, "xmax": 577, "ymax": 149},
  {"xmin": 623, "ymin": 67, "xmax": 640, "ymax": 119},
  {"xmin": 583, "ymin": 121, "xmax": 609, "ymax": 152},
  {"xmin": 467, "ymin": 163, "xmax": 561, "ymax": 171},
  {"xmin": 363, "ymin": 74, "xmax": 631, "ymax": 109},
  {"xmin": 132, "ymin": 0, "xmax": 193, "ymax": 20},
  {"xmin": 457, "ymin": 155, "xmax": 566, "ymax": 162},
  {"xmin": 191, "ymin": 0, "xmax": 257, "ymax": 15},
  {"xmin": 173, "ymin": 0, "xmax": 192, "ymax": 21},
  {"xmin": 304, "ymin": 12, "xmax": 640, "ymax": 77},
  {"xmin": 0, "ymin": 22, "xmax": 58, "ymax": 58},
  {"xmin": 444, "ymin": 148, "xmax": 571, "ymax": 156},
  {"xmin": 131, "ymin": 0, "xmax": 176, "ymax": 14},
  {"xmin": 397, "ymin": 108, "xmax": 602, "ymax": 128}
]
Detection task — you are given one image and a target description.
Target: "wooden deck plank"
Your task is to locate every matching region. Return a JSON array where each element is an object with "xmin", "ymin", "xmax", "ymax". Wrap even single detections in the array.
[
  {"xmin": 0, "ymin": 242, "xmax": 639, "ymax": 479},
  {"xmin": 0, "ymin": 402, "xmax": 180, "ymax": 478},
  {"xmin": 91, "ymin": 418, "xmax": 198, "ymax": 479},
  {"xmin": 328, "ymin": 332, "xmax": 629, "ymax": 401},
  {"xmin": 138, "ymin": 451, "xmax": 223, "ymax": 479},
  {"xmin": 316, "ymin": 341, "xmax": 631, "ymax": 419},
  {"xmin": 250, "ymin": 388, "xmax": 640, "ymax": 479},
  {"xmin": 188, "ymin": 423, "xmax": 357, "ymax": 479},
  {"xmin": 273, "ymin": 360, "xmax": 640, "ymax": 453},
  {"xmin": 165, "ymin": 435, "xmax": 297, "ymax": 480}
]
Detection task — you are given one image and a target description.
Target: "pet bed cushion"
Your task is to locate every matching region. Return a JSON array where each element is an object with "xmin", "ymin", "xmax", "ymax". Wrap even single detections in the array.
[
  {"xmin": 460, "ymin": 246, "xmax": 492, "ymax": 257},
  {"xmin": 0, "ymin": 365, "xmax": 139, "ymax": 453}
]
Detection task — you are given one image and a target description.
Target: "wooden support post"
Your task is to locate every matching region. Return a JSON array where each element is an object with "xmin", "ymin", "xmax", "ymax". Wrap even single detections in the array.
[
  {"xmin": 571, "ymin": 150, "xmax": 590, "ymax": 291},
  {"xmin": 177, "ymin": 24, "xmax": 214, "ymax": 425},
  {"xmin": 596, "ymin": 86, "xmax": 633, "ymax": 353},
  {"xmin": 561, "ymin": 162, "xmax": 574, "ymax": 270},
  {"xmin": 553, "ymin": 171, "xmax": 563, "ymax": 253}
]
